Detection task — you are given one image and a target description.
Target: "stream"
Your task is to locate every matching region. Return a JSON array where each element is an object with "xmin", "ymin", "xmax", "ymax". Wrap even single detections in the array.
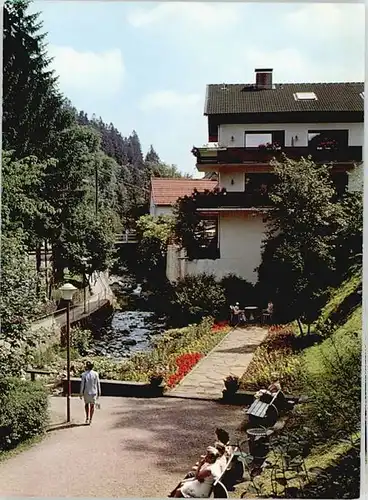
[{"xmin": 88, "ymin": 275, "xmax": 167, "ymax": 360}]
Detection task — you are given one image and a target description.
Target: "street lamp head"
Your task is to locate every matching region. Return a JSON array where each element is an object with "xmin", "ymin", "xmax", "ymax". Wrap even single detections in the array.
[{"xmin": 59, "ymin": 283, "xmax": 78, "ymax": 301}]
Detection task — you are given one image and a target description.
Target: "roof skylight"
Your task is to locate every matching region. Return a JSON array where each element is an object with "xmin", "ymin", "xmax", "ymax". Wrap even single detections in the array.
[{"xmin": 293, "ymin": 92, "xmax": 318, "ymax": 101}]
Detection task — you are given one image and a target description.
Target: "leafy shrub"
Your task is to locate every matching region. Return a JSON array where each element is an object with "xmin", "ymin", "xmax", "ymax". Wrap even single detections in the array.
[
  {"xmin": 70, "ymin": 327, "xmax": 93, "ymax": 356},
  {"xmin": 220, "ymin": 274, "xmax": 256, "ymax": 309},
  {"xmin": 0, "ymin": 378, "xmax": 48, "ymax": 451},
  {"xmin": 171, "ymin": 273, "xmax": 226, "ymax": 323},
  {"xmin": 262, "ymin": 326, "xmax": 296, "ymax": 353},
  {"xmin": 300, "ymin": 444, "xmax": 360, "ymax": 499},
  {"xmin": 300, "ymin": 310, "xmax": 361, "ymax": 438},
  {"xmin": 135, "ymin": 214, "xmax": 175, "ymax": 279},
  {"xmin": 315, "ymin": 272, "xmax": 362, "ymax": 336},
  {"xmin": 240, "ymin": 347, "xmax": 302, "ymax": 394}
]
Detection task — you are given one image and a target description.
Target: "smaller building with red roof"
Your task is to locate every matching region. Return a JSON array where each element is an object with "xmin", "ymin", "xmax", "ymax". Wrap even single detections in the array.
[{"xmin": 150, "ymin": 177, "xmax": 218, "ymax": 216}]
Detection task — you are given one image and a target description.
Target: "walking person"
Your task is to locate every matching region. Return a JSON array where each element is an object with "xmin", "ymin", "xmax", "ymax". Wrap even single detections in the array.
[{"xmin": 80, "ymin": 361, "xmax": 101, "ymax": 425}]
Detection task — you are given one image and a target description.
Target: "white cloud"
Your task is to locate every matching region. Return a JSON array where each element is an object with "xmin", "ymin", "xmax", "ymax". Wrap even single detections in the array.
[
  {"xmin": 128, "ymin": 2, "xmax": 239, "ymax": 29},
  {"xmin": 242, "ymin": 47, "xmax": 307, "ymax": 83},
  {"xmin": 286, "ymin": 3, "xmax": 364, "ymax": 41},
  {"xmin": 139, "ymin": 90, "xmax": 202, "ymax": 112},
  {"xmin": 49, "ymin": 46, "xmax": 125, "ymax": 95}
]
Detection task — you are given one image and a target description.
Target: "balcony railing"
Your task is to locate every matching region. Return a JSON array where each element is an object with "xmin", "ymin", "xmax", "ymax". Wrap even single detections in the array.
[
  {"xmin": 194, "ymin": 191, "xmax": 271, "ymax": 209},
  {"xmin": 192, "ymin": 146, "xmax": 362, "ymax": 165}
]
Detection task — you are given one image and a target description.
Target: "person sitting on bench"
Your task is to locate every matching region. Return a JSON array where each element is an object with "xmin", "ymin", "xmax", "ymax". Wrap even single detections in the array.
[
  {"xmin": 169, "ymin": 443, "xmax": 227, "ymax": 497},
  {"xmin": 262, "ymin": 301, "xmax": 274, "ymax": 323},
  {"xmin": 174, "ymin": 446, "xmax": 221, "ymax": 498}
]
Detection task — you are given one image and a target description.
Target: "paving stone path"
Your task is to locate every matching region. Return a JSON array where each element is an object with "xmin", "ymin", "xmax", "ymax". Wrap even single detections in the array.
[
  {"xmin": 169, "ymin": 326, "xmax": 268, "ymax": 400},
  {"xmin": 0, "ymin": 397, "xmax": 244, "ymax": 497}
]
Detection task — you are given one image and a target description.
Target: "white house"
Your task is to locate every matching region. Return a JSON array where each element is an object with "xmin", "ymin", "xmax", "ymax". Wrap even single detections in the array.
[
  {"xmin": 166, "ymin": 68, "xmax": 364, "ymax": 284},
  {"xmin": 149, "ymin": 177, "xmax": 217, "ymax": 216}
]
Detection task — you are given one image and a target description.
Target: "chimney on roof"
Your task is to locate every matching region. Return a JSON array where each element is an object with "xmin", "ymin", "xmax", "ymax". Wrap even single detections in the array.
[{"xmin": 255, "ymin": 68, "xmax": 273, "ymax": 89}]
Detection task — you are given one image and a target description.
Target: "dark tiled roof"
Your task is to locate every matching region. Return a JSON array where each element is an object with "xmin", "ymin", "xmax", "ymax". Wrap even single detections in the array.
[{"xmin": 205, "ymin": 82, "xmax": 364, "ymax": 115}]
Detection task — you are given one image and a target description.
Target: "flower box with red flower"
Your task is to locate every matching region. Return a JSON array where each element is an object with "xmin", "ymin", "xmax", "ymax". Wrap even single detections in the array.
[{"xmin": 316, "ymin": 138, "xmax": 338, "ymax": 151}]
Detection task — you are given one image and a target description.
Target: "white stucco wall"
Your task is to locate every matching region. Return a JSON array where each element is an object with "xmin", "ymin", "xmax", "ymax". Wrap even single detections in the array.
[
  {"xmin": 186, "ymin": 213, "xmax": 266, "ymax": 284},
  {"xmin": 219, "ymin": 171, "xmax": 245, "ymax": 191},
  {"xmin": 149, "ymin": 194, "xmax": 155, "ymax": 216},
  {"xmin": 348, "ymin": 163, "xmax": 364, "ymax": 193},
  {"xmin": 150, "ymin": 202, "xmax": 174, "ymax": 217},
  {"xmin": 218, "ymin": 122, "xmax": 363, "ymax": 148}
]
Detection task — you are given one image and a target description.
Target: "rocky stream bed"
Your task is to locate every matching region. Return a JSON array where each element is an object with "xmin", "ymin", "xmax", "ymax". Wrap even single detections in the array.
[{"xmin": 88, "ymin": 274, "xmax": 167, "ymax": 360}]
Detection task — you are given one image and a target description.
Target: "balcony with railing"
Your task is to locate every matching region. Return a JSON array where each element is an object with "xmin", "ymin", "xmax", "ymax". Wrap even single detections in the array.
[
  {"xmin": 191, "ymin": 145, "xmax": 362, "ymax": 166},
  {"xmin": 193, "ymin": 190, "xmax": 272, "ymax": 210}
]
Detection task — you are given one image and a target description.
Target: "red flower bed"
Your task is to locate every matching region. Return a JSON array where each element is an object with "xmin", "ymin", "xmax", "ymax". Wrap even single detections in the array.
[
  {"xmin": 167, "ymin": 352, "xmax": 203, "ymax": 388},
  {"xmin": 211, "ymin": 321, "xmax": 229, "ymax": 332}
]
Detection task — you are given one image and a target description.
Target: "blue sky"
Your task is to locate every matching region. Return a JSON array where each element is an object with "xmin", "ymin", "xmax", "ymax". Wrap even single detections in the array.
[{"xmin": 32, "ymin": 1, "xmax": 365, "ymax": 176}]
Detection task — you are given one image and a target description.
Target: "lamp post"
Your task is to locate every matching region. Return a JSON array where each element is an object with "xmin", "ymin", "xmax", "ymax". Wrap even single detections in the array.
[
  {"xmin": 59, "ymin": 282, "xmax": 77, "ymax": 423},
  {"xmin": 81, "ymin": 257, "xmax": 88, "ymax": 314}
]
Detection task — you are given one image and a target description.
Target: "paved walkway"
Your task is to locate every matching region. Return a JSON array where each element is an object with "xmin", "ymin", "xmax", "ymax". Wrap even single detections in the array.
[
  {"xmin": 0, "ymin": 397, "xmax": 244, "ymax": 497},
  {"xmin": 169, "ymin": 326, "xmax": 268, "ymax": 400}
]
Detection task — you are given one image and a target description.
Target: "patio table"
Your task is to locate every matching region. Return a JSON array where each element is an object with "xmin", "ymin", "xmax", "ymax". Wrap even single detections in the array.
[{"xmin": 244, "ymin": 306, "xmax": 258, "ymax": 321}]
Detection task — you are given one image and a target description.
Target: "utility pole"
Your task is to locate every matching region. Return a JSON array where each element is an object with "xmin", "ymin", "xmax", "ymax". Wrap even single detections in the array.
[{"xmin": 95, "ymin": 160, "xmax": 98, "ymax": 218}]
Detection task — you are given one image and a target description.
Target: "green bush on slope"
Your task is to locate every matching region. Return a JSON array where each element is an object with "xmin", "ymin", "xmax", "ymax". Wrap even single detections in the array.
[
  {"xmin": 300, "ymin": 306, "xmax": 361, "ymax": 438},
  {"xmin": 0, "ymin": 378, "xmax": 49, "ymax": 452},
  {"xmin": 316, "ymin": 271, "xmax": 361, "ymax": 334}
]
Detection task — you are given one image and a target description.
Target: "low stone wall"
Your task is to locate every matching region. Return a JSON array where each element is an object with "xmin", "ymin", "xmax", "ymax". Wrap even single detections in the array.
[{"xmin": 62, "ymin": 377, "xmax": 165, "ymax": 398}]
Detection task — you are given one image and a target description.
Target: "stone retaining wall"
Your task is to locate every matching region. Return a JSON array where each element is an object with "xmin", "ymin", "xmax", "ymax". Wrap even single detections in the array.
[{"xmin": 62, "ymin": 377, "xmax": 165, "ymax": 398}]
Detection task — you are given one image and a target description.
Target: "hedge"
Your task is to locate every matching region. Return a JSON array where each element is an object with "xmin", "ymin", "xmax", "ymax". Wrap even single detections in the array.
[{"xmin": 0, "ymin": 378, "xmax": 49, "ymax": 452}]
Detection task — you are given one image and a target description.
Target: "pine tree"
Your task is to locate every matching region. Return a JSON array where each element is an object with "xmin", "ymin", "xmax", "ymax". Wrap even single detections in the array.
[
  {"xmin": 145, "ymin": 145, "xmax": 160, "ymax": 164},
  {"xmin": 3, "ymin": 0, "xmax": 73, "ymax": 158}
]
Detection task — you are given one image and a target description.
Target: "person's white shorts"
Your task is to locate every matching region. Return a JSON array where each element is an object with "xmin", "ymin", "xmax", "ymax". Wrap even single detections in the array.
[{"xmin": 83, "ymin": 394, "xmax": 97, "ymax": 405}]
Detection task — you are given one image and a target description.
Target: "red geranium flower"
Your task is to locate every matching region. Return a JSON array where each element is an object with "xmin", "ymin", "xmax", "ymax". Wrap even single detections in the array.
[{"xmin": 167, "ymin": 352, "xmax": 203, "ymax": 388}]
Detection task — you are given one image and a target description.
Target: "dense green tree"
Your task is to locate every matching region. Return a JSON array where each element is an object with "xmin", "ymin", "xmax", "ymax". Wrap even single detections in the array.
[
  {"xmin": 3, "ymin": 0, "xmax": 73, "ymax": 158},
  {"xmin": 54, "ymin": 204, "xmax": 118, "ymax": 277},
  {"xmin": 335, "ymin": 192, "xmax": 363, "ymax": 277},
  {"xmin": 257, "ymin": 156, "xmax": 344, "ymax": 334},
  {"xmin": 39, "ymin": 125, "xmax": 105, "ymax": 279},
  {"xmin": 0, "ymin": 232, "xmax": 42, "ymax": 376},
  {"xmin": 174, "ymin": 190, "xmax": 219, "ymax": 259},
  {"xmin": 2, "ymin": 151, "xmax": 55, "ymax": 243},
  {"xmin": 135, "ymin": 214, "xmax": 175, "ymax": 278},
  {"xmin": 149, "ymin": 162, "xmax": 186, "ymax": 178}
]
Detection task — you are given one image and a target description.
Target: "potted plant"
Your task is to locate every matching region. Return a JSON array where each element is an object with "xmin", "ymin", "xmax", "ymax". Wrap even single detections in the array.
[
  {"xmin": 316, "ymin": 138, "xmax": 338, "ymax": 151},
  {"xmin": 224, "ymin": 374, "xmax": 240, "ymax": 393},
  {"xmin": 149, "ymin": 372, "xmax": 164, "ymax": 386}
]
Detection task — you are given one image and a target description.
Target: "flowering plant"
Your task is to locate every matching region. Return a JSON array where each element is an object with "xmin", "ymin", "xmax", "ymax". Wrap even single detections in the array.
[
  {"xmin": 258, "ymin": 142, "xmax": 281, "ymax": 151},
  {"xmin": 224, "ymin": 374, "xmax": 240, "ymax": 392},
  {"xmin": 167, "ymin": 352, "xmax": 203, "ymax": 388},
  {"xmin": 316, "ymin": 138, "xmax": 338, "ymax": 150},
  {"xmin": 149, "ymin": 371, "xmax": 164, "ymax": 386}
]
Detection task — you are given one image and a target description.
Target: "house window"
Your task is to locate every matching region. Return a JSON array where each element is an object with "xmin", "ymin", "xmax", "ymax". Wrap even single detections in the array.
[
  {"xmin": 293, "ymin": 92, "xmax": 317, "ymax": 101},
  {"xmin": 245, "ymin": 131, "xmax": 285, "ymax": 149},
  {"xmin": 245, "ymin": 133, "xmax": 272, "ymax": 148},
  {"xmin": 193, "ymin": 218, "xmax": 219, "ymax": 260},
  {"xmin": 308, "ymin": 130, "xmax": 348, "ymax": 151}
]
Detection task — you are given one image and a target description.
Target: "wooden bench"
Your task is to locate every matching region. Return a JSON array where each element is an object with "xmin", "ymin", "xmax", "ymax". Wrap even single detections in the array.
[
  {"xmin": 245, "ymin": 390, "xmax": 289, "ymax": 427},
  {"xmin": 210, "ymin": 446, "xmax": 240, "ymax": 498},
  {"xmin": 26, "ymin": 369, "xmax": 57, "ymax": 382},
  {"xmin": 171, "ymin": 445, "xmax": 242, "ymax": 499}
]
